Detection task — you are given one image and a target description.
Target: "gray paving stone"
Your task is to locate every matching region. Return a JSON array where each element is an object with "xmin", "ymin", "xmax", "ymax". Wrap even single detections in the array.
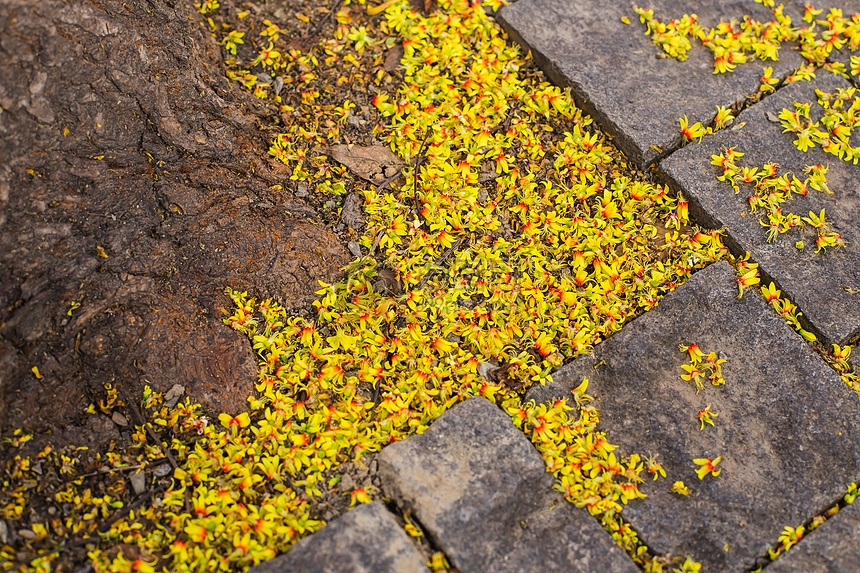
[
  {"xmin": 497, "ymin": 0, "xmax": 805, "ymax": 167},
  {"xmin": 767, "ymin": 498, "xmax": 860, "ymax": 573},
  {"xmin": 377, "ymin": 396, "xmax": 639, "ymax": 573},
  {"xmin": 247, "ymin": 502, "xmax": 429, "ymax": 573},
  {"xmin": 659, "ymin": 73, "xmax": 860, "ymax": 345},
  {"xmin": 526, "ymin": 261, "xmax": 860, "ymax": 573}
]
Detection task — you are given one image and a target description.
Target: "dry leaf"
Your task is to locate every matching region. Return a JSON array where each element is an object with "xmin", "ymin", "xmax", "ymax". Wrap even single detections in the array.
[
  {"xmin": 384, "ymin": 44, "xmax": 405, "ymax": 73},
  {"xmin": 286, "ymin": 35, "xmax": 314, "ymax": 52},
  {"xmin": 408, "ymin": 0, "xmax": 436, "ymax": 13},
  {"xmin": 316, "ymin": 144, "xmax": 404, "ymax": 183},
  {"xmin": 374, "ymin": 268, "xmax": 401, "ymax": 295}
]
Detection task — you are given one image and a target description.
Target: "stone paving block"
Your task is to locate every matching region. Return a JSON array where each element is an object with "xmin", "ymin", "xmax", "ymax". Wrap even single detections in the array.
[
  {"xmin": 377, "ymin": 396, "xmax": 639, "ymax": 573},
  {"xmin": 247, "ymin": 502, "xmax": 429, "ymax": 573},
  {"xmin": 659, "ymin": 73, "xmax": 860, "ymax": 345},
  {"xmin": 526, "ymin": 261, "xmax": 860, "ymax": 573},
  {"xmin": 497, "ymin": 0, "xmax": 805, "ymax": 167},
  {"xmin": 766, "ymin": 498, "xmax": 860, "ymax": 573}
]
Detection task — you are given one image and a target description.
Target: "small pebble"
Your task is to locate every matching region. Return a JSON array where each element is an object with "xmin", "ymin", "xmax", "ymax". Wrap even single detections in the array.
[
  {"xmin": 374, "ymin": 269, "xmax": 401, "ymax": 296},
  {"xmin": 18, "ymin": 529, "xmax": 36, "ymax": 540},
  {"xmin": 295, "ymin": 183, "xmax": 309, "ymax": 198},
  {"xmin": 347, "ymin": 241, "xmax": 362, "ymax": 257},
  {"xmin": 154, "ymin": 464, "xmax": 172, "ymax": 477},
  {"xmin": 340, "ymin": 193, "xmax": 366, "ymax": 230},
  {"xmin": 164, "ymin": 384, "xmax": 186, "ymax": 408},
  {"xmin": 369, "ymin": 459, "xmax": 378, "ymax": 473},
  {"xmin": 0, "ymin": 520, "xmax": 7, "ymax": 544},
  {"xmin": 256, "ymin": 73, "xmax": 272, "ymax": 84},
  {"xmin": 478, "ymin": 362, "xmax": 495, "ymax": 379},
  {"xmin": 340, "ymin": 473, "xmax": 356, "ymax": 491},
  {"xmin": 111, "ymin": 411, "xmax": 128, "ymax": 427},
  {"xmin": 325, "ymin": 200, "xmax": 336, "ymax": 210},
  {"xmin": 130, "ymin": 470, "xmax": 146, "ymax": 496},
  {"xmin": 273, "ymin": 76, "xmax": 284, "ymax": 96}
]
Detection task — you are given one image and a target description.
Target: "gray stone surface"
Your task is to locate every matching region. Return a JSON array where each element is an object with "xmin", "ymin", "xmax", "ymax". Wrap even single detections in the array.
[
  {"xmin": 377, "ymin": 396, "xmax": 638, "ymax": 573},
  {"xmin": 767, "ymin": 498, "xmax": 860, "ymax": 573},
  {"xmin": 526, "ymin": 261, "xmax": 860, "ymax": 573},
  {"xmin": 659, "ymin": 73, "xmax": 860, "ymax": 345},
  {"xmin": 247, "ymin": 502, "xmax": 429, "ymax": 573},
  {"xmin": 497, "ymin": 0, "xmax": 805, "ymax": 167}
]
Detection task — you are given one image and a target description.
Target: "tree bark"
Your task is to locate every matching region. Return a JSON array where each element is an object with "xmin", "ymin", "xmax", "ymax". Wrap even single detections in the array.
[{"xmin": 0, "ymin": 0, "xmax": 348, "ymax": 450}]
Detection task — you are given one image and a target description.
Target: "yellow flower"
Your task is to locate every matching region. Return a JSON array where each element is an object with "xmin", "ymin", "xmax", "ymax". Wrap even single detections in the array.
[
  {"xmin": 672, "ymin": 481, "xmax": 691, "ymax": 495},
  {"xmin": 184, "ymin": 523, "xmax": 208, "ymax": 543},
  {"xmin": 693, "ymin": 456, "xmax": 722, "ymax": 479},
  {"xmin": 348, "ymin": 487, "xmax": 373, "ymax": 508}
]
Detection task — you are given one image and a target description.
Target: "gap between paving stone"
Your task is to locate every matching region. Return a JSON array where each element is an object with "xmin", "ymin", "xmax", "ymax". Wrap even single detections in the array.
[
  {"xmin": 377, "ymin": 396, "xmax": 640, "ymax": 573},
  {"xmin": 658, "ymin": 72, "xmax": 860, "ymax": 346},
  {"xmin": 526, "ymin": 260, "xmax": 860, "ymax": 573},
  {"xmin": 764, "ymin": 492, "xmax": 860, "ymax": 573},
  {"xmin": 750, "ymin": 484, "xmax": 859, "ymax": 572},
  {"xmin": 496, "ymin": 0, "xmax": 806, "ymax": 169},
  {"xmin": 656, "ymin": 69, "xmax": 807, "ymax": 168}
]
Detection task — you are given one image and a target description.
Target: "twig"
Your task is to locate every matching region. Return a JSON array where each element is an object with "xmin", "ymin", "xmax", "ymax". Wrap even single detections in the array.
[
  {"xmin": 97, "ymin": 483, "xmax": 170, "ymax": 533},
  {"xmin": 368, "ymin": 130, "xmax": 437, "ymax": 425},
  {"xmin": 142, "ymin": 425, "xmax": 179, "ymax": 472},
  {"xmin": 419, "ymin": 237, "xmax": 463, "ymax": 289},
  {"xmin": 411, "ymin": 130, "xmax": 433, "ymax": 223},
  {"xmin": 118, "ymin": 387, "xmax": 179, "ymax": 472},
  {"xmin": 305, "ymin": 0, "xmax": 345, "ymax": 43},
  {"xmin": 374, "ymin": 167, "xmax": 404, "ymax": 194},
  {"xmin": 370, "ymin": 238, "xmax": 462, "ymax": 421},
  {"xmin": 118, "ymin": 386, "xmax": 189, "ymax": 514},
  {"xmin": 74, "ymin": 459, "xmax": 167, "ymax": 480},
  {"xmin": 367, "ymin": 228, "xmax": 385, "ymax": 258},
  {"xmin": 369, "ymin": 379, "xmax": 383, "ymax": 423}
]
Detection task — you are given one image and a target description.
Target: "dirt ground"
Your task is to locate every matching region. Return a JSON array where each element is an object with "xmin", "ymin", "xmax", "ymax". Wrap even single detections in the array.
[{"xmin": 0, "ymin": 0, "xmax": 353, "ymax": 454}]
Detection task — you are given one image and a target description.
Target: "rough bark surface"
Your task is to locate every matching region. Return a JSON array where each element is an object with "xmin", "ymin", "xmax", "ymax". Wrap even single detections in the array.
[{"xmin": 0, "ymin": 0, "xmax": 349, "ymax": 450}]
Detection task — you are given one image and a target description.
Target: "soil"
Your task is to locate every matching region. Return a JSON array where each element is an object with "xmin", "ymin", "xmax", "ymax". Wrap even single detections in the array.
[{"xmin": 0, "ymin": 0, "xmax": 352, "ymax": 454}]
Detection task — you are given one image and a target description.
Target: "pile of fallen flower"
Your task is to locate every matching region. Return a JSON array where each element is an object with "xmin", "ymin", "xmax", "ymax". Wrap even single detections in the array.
[{"xmin": 1, "ymin": 0, "xmax": 858, "ymax": 572}]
